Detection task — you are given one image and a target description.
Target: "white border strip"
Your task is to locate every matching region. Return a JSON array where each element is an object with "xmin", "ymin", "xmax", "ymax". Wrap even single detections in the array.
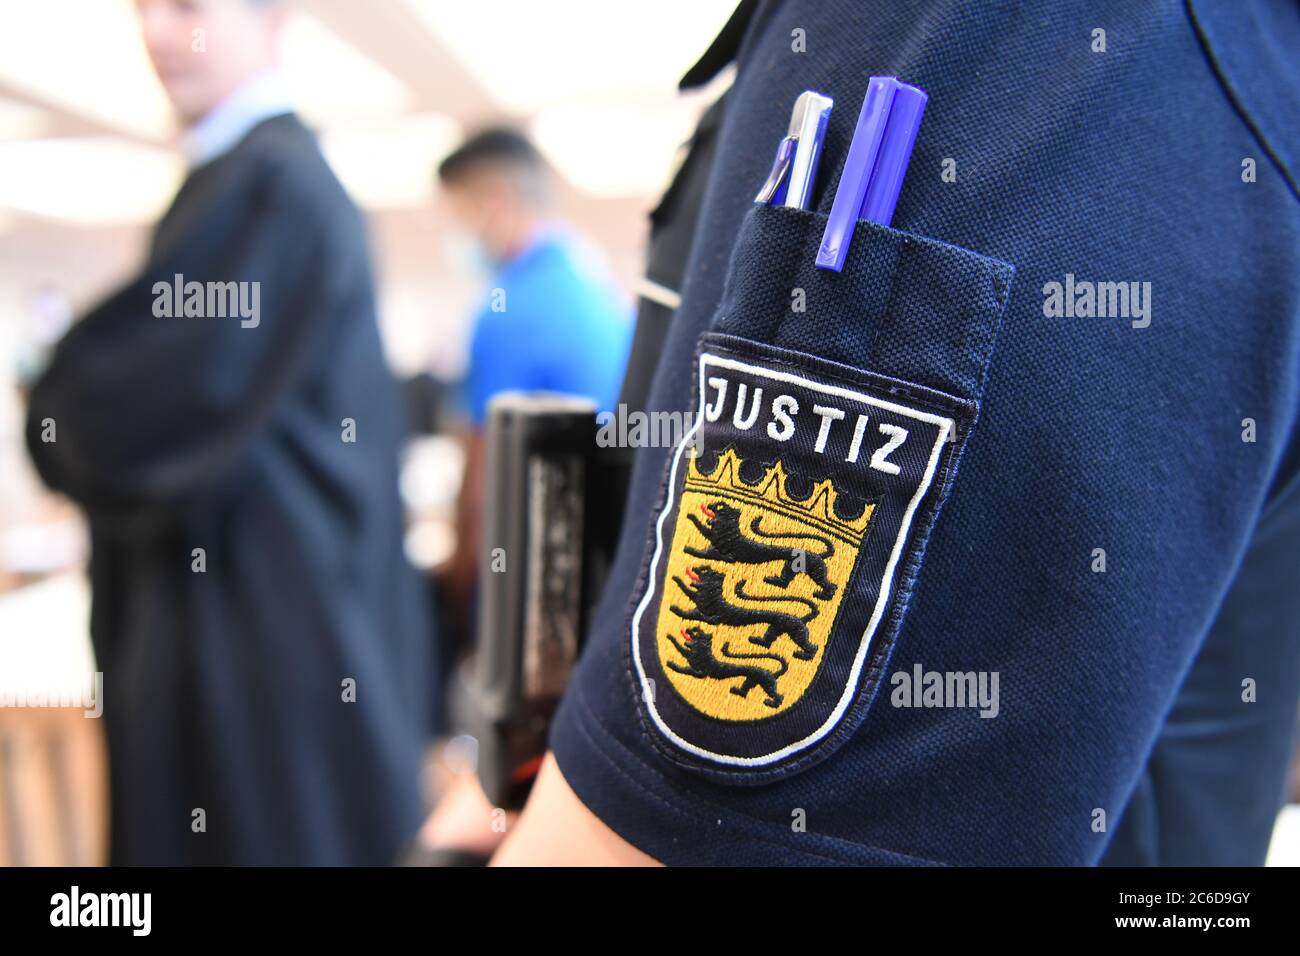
[{"xmin": 631, "ymin": 350, "xmax": 954, "ymax": 766}]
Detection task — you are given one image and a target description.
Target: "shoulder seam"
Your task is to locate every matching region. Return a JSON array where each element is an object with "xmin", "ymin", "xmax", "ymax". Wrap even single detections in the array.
[{"xmin": 1185, "ymin": 0, "xmax": 1299, "ymax": 202}]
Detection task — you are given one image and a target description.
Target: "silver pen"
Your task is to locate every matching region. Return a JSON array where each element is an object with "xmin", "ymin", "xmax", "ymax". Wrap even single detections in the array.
[{"xmin": 755, "ymin": 90, "xmax": 833, "ymax": 210}]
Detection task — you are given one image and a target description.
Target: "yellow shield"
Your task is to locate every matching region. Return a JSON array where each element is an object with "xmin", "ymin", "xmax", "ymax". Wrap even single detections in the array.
[{"xmin": 655, "ymin": 448, "xmax": 873, "ymax": 721}]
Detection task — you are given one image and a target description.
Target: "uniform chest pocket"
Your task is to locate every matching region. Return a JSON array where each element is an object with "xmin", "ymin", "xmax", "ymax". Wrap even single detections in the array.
[{"xmin": 627, "ymin": 202, "xmax": 1015, "ymax": 785}]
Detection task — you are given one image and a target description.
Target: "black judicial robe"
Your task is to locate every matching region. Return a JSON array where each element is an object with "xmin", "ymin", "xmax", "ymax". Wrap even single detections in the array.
[{"xmin": 26, "ymin": 114, "xmax": 434, "ymax": 865}]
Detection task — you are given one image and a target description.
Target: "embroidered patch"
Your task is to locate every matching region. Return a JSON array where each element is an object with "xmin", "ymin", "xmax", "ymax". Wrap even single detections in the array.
[{"xmin": 631, "ymin": 333, "xmax": 975, "ymax": 781}]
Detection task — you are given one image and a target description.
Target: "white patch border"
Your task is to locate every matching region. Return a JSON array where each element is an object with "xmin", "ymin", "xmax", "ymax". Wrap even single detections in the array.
[{"xmin": 632, "ymin": 350, "xmax": 954, "ymax": 767}]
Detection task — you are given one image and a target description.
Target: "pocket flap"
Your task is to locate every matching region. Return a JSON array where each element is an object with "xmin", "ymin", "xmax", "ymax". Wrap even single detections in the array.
[{"xmin": 714, "ymin": 204, "xmax": 1015, "ymax": 402}]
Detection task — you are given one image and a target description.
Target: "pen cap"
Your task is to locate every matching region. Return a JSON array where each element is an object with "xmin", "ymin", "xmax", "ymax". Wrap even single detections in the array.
[
  {"xmin": 816, "ymin": 76, "xmax": 897, "ymax": 271},
  {"xmin": 858, "ymin": 81, "xmax": 927, "ymax": 226}
]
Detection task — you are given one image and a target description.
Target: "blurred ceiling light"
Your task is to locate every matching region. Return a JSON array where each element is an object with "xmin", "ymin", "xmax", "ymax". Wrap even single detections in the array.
[
  {"xmin": 319, "ymin": 113, "xmax": 461, "ymax": 210},
  {"xmin": 281, "ymin": 11, "xmax": 415, "ymax": 125},
  {"xmin": 0, "ymin": 1, "xmax": 415, "ymax": 143},
  {"xmin": 0, "ymin": 98, "xmax": 53, "ymax": 141},
  {"xmin": 531, "ymin": 103, "xmax": 700, "ymax": 198},
  {"xmin": 406, "ymin": 0, "xmax": 736, "ymax": 113},
  {"xmin": 0, "ymin": 137, "xmax": 182, "ymax": 226},
  {"xmin": 0, "ymin": 0, "xmax": 173, "ymax": 140}
]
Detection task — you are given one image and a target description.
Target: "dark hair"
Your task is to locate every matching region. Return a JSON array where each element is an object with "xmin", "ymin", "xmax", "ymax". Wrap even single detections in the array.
[{"xmin": 437, "ymin": 127, "xmax": 545, "ymax": 195}]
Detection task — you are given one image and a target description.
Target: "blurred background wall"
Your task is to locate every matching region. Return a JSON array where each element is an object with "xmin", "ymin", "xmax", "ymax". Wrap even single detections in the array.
[
  {"xmin": 0, "ymin": 0, "xmax": 737, "ymax": 530},
  {"xmin": 0, "ymin": 0, "xmax": 735, "ymax": 863},
  {"xmin": 0, "ymin": 0, "xmax": 740, "ymax": 579}
]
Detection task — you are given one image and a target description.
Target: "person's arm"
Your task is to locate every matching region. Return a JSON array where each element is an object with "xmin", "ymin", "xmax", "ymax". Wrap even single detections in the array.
[
  {"xmin": 486, "ymin": 1, "xmax": 1300, "ymax": 868},
  {"xmin": 26, "ymin": 158, "xmax": 338, "ymax": 514},
  {"xmin": 439, "ymin": 426, "xmax": 485, "ymax": 641},
  {"xmin": 491, "ymin": 753, "xmax": 658, "ymax": 866},
  {"xmin": 439, "ymin": 307, "xmax": 547, "ymax": 632}
]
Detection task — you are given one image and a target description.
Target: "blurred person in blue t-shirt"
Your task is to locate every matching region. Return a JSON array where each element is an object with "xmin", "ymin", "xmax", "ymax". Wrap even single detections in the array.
[{"xmin": 436, "ymin": 128, "xmax": 630, "ymax": 638}]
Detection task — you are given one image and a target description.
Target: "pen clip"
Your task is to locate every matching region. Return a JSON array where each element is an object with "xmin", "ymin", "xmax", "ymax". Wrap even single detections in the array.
[{"xmin": 754, "ymin": 135, "xmax": 796, "ymax": 205}]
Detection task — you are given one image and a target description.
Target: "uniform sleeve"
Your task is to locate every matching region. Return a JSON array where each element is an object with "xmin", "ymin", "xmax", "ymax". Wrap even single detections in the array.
[
  {"xmin": 25, "ymin": 160, "xmax": 344, "ymax": 514},
  {"xmin": 544, "ymin": 0, "xmax": 1300, "ymax": 866}
]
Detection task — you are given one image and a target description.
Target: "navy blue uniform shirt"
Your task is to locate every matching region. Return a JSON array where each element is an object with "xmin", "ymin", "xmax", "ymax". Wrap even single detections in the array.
[{"xmin": 549, "ymin": 0, "xmax": 1300, "ymax": 865}]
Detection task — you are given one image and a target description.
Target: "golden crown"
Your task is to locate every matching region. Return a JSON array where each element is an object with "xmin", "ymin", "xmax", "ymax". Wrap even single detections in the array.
[{"xmin": 685, "ymin": 448, "xmax": 873, "ymax": 545}]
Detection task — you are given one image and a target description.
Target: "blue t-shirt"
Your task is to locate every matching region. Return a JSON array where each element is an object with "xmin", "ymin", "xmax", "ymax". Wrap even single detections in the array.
[
  {"xmin": 464, "ymin": 232, "xmax": 630, "ymax": 425},
  {"xmin": 548, "ymin": 0, "xmax": 1300, "ymax": 866}
]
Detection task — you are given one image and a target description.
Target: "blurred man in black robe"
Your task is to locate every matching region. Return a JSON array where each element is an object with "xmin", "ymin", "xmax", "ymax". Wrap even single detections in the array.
[{"xmin": 24, "ymin": 0, "xmax": 434, "ymax": 865}]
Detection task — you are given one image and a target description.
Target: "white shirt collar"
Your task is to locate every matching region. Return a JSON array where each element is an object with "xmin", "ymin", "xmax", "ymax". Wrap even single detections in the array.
[{"xmin": 181, "ymin": 69, "xmax": 295, "ymax": 168}]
